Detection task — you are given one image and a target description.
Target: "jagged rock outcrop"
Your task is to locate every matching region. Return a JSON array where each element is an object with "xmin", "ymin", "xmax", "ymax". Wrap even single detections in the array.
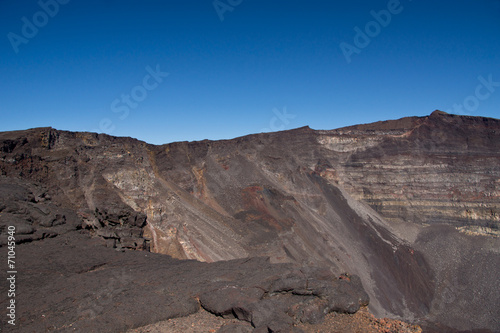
[
  {"xmin": 0, "ymin": 176, "xmax": 81, "ymax": 245},
  {"xmin": 0, "ymin": 111, "xmax": 499, "ymax": 332}
]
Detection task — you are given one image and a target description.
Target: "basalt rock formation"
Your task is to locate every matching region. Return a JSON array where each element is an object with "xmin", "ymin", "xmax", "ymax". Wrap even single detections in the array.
[{"xmin": 0, "ymin": 111, "xmax": 499, "ymax": 332}]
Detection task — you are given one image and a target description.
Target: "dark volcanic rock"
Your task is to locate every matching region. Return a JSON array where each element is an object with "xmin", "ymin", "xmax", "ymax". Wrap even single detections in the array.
[
  {"xmin": 0, "ymin": 177, "xmax": 81, "ymax": 245},
  {"xmin": 0, "ymin": 232, "xmax": 367, "ymax": 332},
  {"xmin": 199, "ymin": 286, "xmax": 265, "ymax": 318},
  {"xmin": 0, "ymin": 112, "xmax": 499, "ymax": 332},
  {"xmin": 199, "ymin": 266, "xmax": 368, "ymax": 331}
]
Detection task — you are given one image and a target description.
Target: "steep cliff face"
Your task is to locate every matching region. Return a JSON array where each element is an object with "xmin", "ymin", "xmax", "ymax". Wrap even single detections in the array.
[
  {"xmin": 324, "ymin": 111, "xmax": 500, "ymax": 232},
  {"xmin": 0, "ymin": 111, "xmax": 499, "ymax": 331}
]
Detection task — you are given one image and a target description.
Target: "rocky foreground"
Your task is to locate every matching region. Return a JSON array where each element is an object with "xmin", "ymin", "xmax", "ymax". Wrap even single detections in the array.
[
  {"xmin": 0, "ymin": 111, "xmax": 499, "ymax": 332},
  {"xmin": 1, "ymin": 230, "xmax": 370, "ymax": 332}
]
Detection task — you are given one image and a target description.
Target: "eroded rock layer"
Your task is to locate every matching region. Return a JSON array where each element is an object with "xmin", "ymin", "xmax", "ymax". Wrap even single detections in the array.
[{"xmin": 323, "ymin": 111, "xmax": 500, "ymax": 231}]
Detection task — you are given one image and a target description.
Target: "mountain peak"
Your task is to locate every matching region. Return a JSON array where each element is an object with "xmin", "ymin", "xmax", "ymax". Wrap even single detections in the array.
[{"xmin": 430, "ymin": 110, "xmax": 449, "ymax": 117}]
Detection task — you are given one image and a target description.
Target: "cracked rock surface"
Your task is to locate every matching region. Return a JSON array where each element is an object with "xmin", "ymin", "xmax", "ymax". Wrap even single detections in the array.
[{"xmin": 0, "ymin": 231, "xmax": 367, "ymax": 333}]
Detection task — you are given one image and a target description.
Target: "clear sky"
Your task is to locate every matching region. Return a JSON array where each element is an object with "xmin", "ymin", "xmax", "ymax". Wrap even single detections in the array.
[{"xmin": 1, "ymin": 0, "xmax": 499, "ymax": 144}]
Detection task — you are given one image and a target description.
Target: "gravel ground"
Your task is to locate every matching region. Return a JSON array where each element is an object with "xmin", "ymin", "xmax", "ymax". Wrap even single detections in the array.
[
  {"xmin": 128, "ymin": 307, "xmax": 422, "ymax": 333},
  {"xmin": 127, "ymin": 309, "xmax": 249, "ymax": 333}
]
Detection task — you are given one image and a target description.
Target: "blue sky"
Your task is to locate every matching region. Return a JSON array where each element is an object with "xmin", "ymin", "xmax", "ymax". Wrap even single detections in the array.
[{"xmin": 1, "ymin": 0, "xmax": 499, "ymax": 144}]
